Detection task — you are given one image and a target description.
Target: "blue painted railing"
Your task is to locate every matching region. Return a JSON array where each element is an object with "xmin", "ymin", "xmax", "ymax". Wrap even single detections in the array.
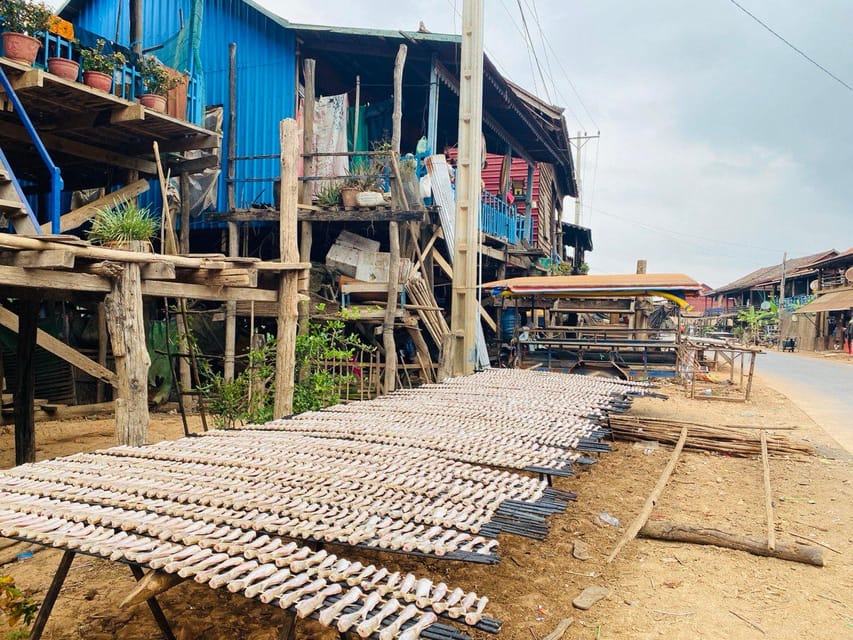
[
  {"xmin": 0, "ymin": 67, "xmax": 58, "ymax": 233},
  {"xmin": 31, "ymin": 32, "xmax": 202, "ymax": 123},
  {"xmin": 480, "ymin": 190, "xmax": 527, "ymax": 245},
  {"xmin": 0, "ymin": 145, "xmax": 41, "ymax": 233}
]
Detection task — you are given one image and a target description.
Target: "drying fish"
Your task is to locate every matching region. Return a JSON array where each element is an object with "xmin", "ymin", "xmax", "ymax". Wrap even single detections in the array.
[
  {"xmin": 279, "ymin": 578, "xmax": 327, "ymax": 609},
  {"xmin": 378, "ymin": 604, "xmax": 419, "ymax": 640},
  {"xmin": 295, "ymin": 583, "xmax": 343, "ymax": 618},
  {"xmin": 464, "ymin": 596, "xmax": 489, "ymax": 625},
  {"xmin": 317, "ymin": 587, "xmax": 363, "ymax": 626},
  {"xmin": 398, "ymin": 612, "xmax": 438, "ymax": 640},
  {"xmin": 337, "ymin": 591, "xmax": 381, "ymax": 633},
  {"xmin": 356, "ymin": 598, "xmax": 400, "ymax": 638},
  {"xmin": 243, "ymin": 568, "xmax": 291, "ymax": 599}
]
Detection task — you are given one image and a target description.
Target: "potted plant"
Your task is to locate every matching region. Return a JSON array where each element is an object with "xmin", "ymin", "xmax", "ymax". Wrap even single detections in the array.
[
  {"xmin": 87, "ymin": 198, "xmax": 159, "ymax": 250},
  {"xmin": 0, "ymin": 0, "xmax": 52, "ymax": 66},
  {"xmin": 80, "ymin": 38, "xmax": 125, "ymax": 92},
  {"xmin": 316, "ymin": 183, "xmax": 342, "ymax": 208},
  {"xmin": 47, "ymin": 50, "xmax": 79, "ymax": 80},
  {"xmin": 137, "ymin": 55, "xmax": 182, "ymax": 113}
]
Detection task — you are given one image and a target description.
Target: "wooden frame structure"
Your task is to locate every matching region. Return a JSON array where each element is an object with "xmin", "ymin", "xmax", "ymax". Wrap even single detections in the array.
[{"xmin": 677, "ymin": 338, "xmax": 760, "ymax": 402}]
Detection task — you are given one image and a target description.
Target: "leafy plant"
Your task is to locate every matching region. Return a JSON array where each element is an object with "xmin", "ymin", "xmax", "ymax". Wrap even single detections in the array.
[
  {"xmin": 87, "ymin": 198, "xmax": 159, "ymax": 246},
  {"xmin": 316, "ymin": 183, "xmax": 342, "ymax": 207},
  {"xmin": 736, "ymin": 304, "xmax": 777, "ymax": 344},
  {"xmin": 0, "ymin": 0, "xmax": 52, "ymax": 35},
  {"xmin": 200, "ymin": 318, "xmax": 374, "ymax": 427},
  {"xmin": 0, "ymin": 575, "xmax": 38, "ymax": 637},
  {"xmin": 79, "ymin": 38, "xmax": 126, "ymax": 74},
  {"xmin": 137, "ymin": 55, "xmax": 183, "ymax": 96}
]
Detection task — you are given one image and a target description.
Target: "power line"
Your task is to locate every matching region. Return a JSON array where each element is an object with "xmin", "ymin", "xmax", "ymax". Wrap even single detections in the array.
[
  {"xmin": 583, "ymin": 203, "xmax": 786, "ymax": 254},
  {"xmin": 496, "ymin": 0, "xmax": 541, "ymax": 95},
  {"xmin": 515, "ymin": 0, "xmax": 550, "ymax": 100},
  {"xmin": 727, "ymin": 0, "xmax": 853, "ymax": 94}
]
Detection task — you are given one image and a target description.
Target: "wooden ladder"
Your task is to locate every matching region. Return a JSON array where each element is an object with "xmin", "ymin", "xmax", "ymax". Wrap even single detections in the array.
[{"xmin": 0, "ymin": 156, "xmax": 41, "ymax": 235}]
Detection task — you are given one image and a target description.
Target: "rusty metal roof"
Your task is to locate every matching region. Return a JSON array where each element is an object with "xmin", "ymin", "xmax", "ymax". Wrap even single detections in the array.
[{"xmin": 483, "ymin": 273, "xmax": 702, "ymax": 295}]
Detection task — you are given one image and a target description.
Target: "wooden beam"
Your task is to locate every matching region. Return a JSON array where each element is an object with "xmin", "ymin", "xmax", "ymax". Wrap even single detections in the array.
[
  {"xmin": 0, "ymin": 264, "xmax": 111, "ymax": 293},
  {"xmin": 168, "ymin": 155, "xmax": 219, "ymax": 174},
  {"xmin": 479, "ymin": 305, "xmax": 497, "ymax": 332},
  {"xmin": 0, "ymin": 121, "xmax": 158, "ymax": 174},
  {"xmin": 141, "ymin": 280, "xmax": 278, "ymax": 303},
  {"xmin": 5, "ymin": 68, "xmax": 43, "ymax": 91},
  {"xmin": 39, "ymin": 180, "xmax": 150, "ymax": 233},
  {"xmin": 0, "ymin": 250, "xmax": 74, "ymax": 269},
  {"xmin": 298, "ymin": 58, "xmax": 316, "ymax": 338},
  {"xmin": 110, "ymin": 104, "xmax": 146, "ymax": 124},
  {"xmin": 180, "ymin": 268, "xmax": 257, "ymax": 287},
  {"xmin": 140, "ymin": 262, "xmax": 176, "ymax": 280},
  {"xmin": 432, "ymin": 247, "xmax": 453, "ymax": 278},
  {"xmin": 0, "ymin": 305, "xmax": 117, "ymax": 387},
  {"xmin": 206, "ymin": 208, "xmax": 424, "ymax": 223},
  {"xmin": 761, "ymin": 431, "xmax": 776, "ymax": 552}
]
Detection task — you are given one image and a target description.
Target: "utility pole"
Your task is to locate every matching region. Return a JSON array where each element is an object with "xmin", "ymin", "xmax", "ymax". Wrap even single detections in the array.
[
  {"xmin": 568, "ymin": 132, "xmax": 600, "ymax": 226},
  {"xmin": 450, "ymin": 0, "xmax": 485, "ymax": 376},
  {"xmin": 778, "ymin": 251, "xmax": 787, "ymax": 350}
]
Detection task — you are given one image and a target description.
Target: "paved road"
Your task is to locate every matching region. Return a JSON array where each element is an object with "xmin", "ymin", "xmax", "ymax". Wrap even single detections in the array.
[{"xmin": 755, "ymin": 351, "xmax": 852, "ymax": 455}]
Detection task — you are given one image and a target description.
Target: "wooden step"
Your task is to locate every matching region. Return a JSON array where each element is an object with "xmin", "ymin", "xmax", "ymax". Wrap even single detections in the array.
[{"xmin": 0, "ymin": 198, "xmax": 24, "ymax": 214}]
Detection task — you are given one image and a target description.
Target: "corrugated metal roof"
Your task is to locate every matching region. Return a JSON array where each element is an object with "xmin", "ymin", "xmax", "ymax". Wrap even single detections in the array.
[
  {"xmin": 793, "ymin": 289, "xmax": 853, "ymax": 314},
  {"xmin": 708, "ymin": 250, "xmax": 836, "ymax": 296},
  {"xmin": 483, "ymin": 273, "xmax": 702, "ymax": 294}
]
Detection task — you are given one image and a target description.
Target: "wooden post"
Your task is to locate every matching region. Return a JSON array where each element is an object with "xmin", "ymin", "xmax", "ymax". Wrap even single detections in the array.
[
  {"xmin": 96, "ymin": 301, "xmax": 108, "ymax": 404},
  {"xmin": 298, "ymin": 59, "xmax": 316, "ymax": 336},
  {"xmin": 761, "ymin": 431, "xmax": 776, "ymax": 551},
  {"xmin": 274, "ymin": 119, "xmax": 300, "ymax": 417},
  {"xmin": 224, "ymin": 43, "xmax": 239, "ymax": 381},
  {"xmin": 451, "ymin": 0, "xmax": 485, "ymax": 375},
  {"xmin": 178, "ymin": 172, "xmax": 194, "ymax": 400},
  {"xmin": 383, "ymin": 45, "xmax": 407, "ymax": 394},
  {"xmin": 14, "ymin": 298, "xmax": 38, "ymax": 465},
  {"xmin": 104, "ymin": 247, "xmax": 150, "ymax": 446},
  {"xmin": 129, "ymin": 0, "xmax": 143, "ymax": 55},
  {"xmin": 744, "ymin": 350, "xmax": 756, "ymax": 400}
]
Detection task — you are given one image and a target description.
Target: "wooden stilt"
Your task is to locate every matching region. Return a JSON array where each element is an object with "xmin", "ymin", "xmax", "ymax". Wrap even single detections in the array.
[
  {"xmin": 298, "ymin": 59, "xmax": 316, "ymax": 336},
  {"xmin": 14, "ymin": 297, "xmax": 38, "ymax": 465},
  {"xmin": 104, "ymin": 248, "xmax": 150, "ymax": 446},
  {"xmin": 29, "ymin": 550, "xmax": 75, "ymax": 640},
  {"xmin": 96, "ymin": 301, "xmax": 108, "ymax": 403},
  {"xmin": 128, "ymin": 564, "xmax": 177, "ymax": 640},
  {"xmin": 274, "ymin": 119, "xmax": 300, "ymax": 417}
]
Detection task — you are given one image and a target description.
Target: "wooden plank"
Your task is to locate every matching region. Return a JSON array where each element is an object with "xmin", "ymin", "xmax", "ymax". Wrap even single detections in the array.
[
  {"xmin": 39, "ymin": 180, "xmax": 149, "ymax": 233},
  {"xmin": 0, "ymin": 249, "xmax": 74, "ymax": 269},
  {"xmin": 110, "ymin": 104, "xmax": 146, "ymax": 124},
  {"xmin": 0, "ymin": 121, "xmax": 157, "ymax": 175},
  {"xmin": 479, "ymin": 304, "xmax": 497, "ymax": 332},
  {"xmin": 140, "ymin": 261, "xmax": 176, "ymax": 280},
  {"xmin": 0, "ymin": 264, "xmax": 111, "ymax": 293},
  {"xmin": 432, "ymin": 246, "xmax": 453, "ymax": 278},
  {"xmin": 181, "ymin": 268, "xmax": 257, "ymax": 287},
  {"xmin": 0, "ymin": 305, "xmax": 117, "ymax": 387},
  {"xmin": 14, "ymin": 299, "xmax": 38, "ymax": 464},
  {"xmin": 606, "ymin": 426, "xmax": 688, "ymax": 563},
  {"xmin": 141, "ymin": 280, "xmax": 278, "ymax": 303}
]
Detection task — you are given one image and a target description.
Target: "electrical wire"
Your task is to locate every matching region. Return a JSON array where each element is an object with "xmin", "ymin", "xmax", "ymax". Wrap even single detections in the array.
[
  {"xmin": 583, "ymin": 203, "xmax": 786, "ymax": 254},
  {"xmin": 514, "ymin": 0, "xmax": 551, "ymax": 102},
  {"xmin": 496, "ymin": 0, "xmax": 541, "ymax": 95},
  {"xmin": 727, "ymin": 0, "xmax": 853, "ymax": 94}
]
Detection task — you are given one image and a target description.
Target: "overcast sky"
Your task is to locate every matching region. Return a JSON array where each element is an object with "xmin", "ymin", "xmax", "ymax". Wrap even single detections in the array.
[{"xmin": 245, "ymin": 0, "xmax": 850, "ymax": 287}]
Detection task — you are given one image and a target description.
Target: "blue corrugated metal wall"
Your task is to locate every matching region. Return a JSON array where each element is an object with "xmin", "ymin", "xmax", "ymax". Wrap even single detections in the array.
[{"xmin": 68, "ymin": 0, "xmax": 296, "ymax": 218}]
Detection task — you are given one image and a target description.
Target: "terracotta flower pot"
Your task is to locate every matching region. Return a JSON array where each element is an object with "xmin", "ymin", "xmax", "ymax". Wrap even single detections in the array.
[
  {"xmin": 139, "ymin": 93, "xmax": 167, "ymax": 113},
  {"xmin": 47, "ymin": 57, "xmax": 80, "ymax": 81},
  {"xmin": 2, "ymin": 32, "xmax": 41, "ymax": 66},
  {"xmin": 83, "ymin": 70, "xmax": 113, "ymax": 92},
  {"xmin": 341, "ymin": 187, "xmax": 358, "ymax": 208}
]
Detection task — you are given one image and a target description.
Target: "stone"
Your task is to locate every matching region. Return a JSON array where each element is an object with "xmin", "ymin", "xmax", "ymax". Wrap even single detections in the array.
[
  {"xmin": 572, "ymin": 586, "xmax": 611, "ymax": 611},
  {"xmin": 572, "ymin": 540, "xmax": 591, "ymax": 561}
]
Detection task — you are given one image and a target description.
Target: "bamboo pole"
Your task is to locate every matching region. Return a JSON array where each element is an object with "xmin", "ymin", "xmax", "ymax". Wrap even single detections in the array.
[
  {"xmin": 607, "ymin": 426, "xmax": 688, "ymax": 563},
  {"xmin": 761, "ymin": 431, "xmax": 776, "ymax": 551}
]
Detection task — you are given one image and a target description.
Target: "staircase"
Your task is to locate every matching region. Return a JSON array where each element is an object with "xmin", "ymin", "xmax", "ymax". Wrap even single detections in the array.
[{"xmin": 0, "ymin": 148, "xmax": 41, "ymax": 235}]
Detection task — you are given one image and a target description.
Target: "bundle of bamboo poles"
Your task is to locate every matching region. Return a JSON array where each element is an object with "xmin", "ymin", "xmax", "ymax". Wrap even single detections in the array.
[
  {"xmin": 609, "ymin": 415, "xmax": 813, "ymax": 457},
  {"xmin": 405, "ymin": 276, "xmax": 450, "ymax": 346}
]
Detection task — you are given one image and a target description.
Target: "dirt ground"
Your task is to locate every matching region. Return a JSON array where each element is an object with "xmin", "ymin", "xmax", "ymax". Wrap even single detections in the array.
[{"xmin": 1, "ymin": 379, "xmax": 850, "ymax": 640}]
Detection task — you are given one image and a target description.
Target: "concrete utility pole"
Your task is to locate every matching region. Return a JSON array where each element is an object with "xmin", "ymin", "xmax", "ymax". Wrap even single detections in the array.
[{"xmin": 450, "ymin": 0, "xmax": 485, "ymax": 376}]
